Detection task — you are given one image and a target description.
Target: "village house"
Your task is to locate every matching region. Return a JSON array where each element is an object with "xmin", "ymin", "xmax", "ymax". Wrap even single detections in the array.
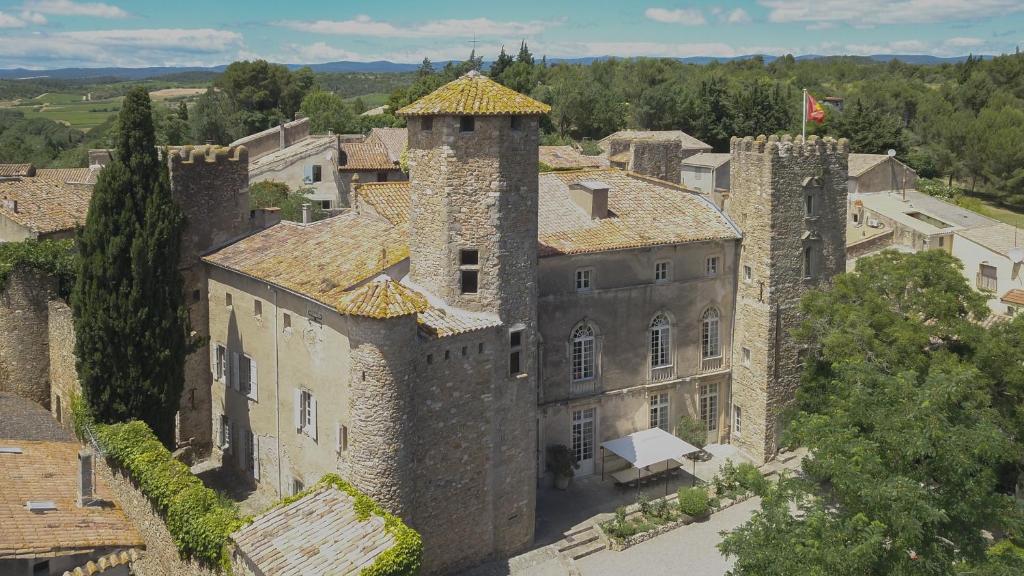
[
  {"xmin": 951, "ymin": 222, "xmax": 1024, "ymax": 317},
  {"xmin": 600, "ymin": 130, "xmax": 713, "ymax": 183},
  {"xmin": 337, "ymin": 126, "xmax": 408, "ymax": 204},
  {"xmin": 846, "ymin": 152, "xmax": 918, "ymax": 194},
  {"xmin": 0, "ymin": 173, "xmax": 95, "ymax": 242},
  {"xmin": 201, "ymin": 72, "xmax": 850, "ymax": 573},
  {"xmin": 0, "ymin": 392, "xmax": 143, "ymax": 576},
  {"xmin": 538, "ymin": 145, "xmax": 609, "ymax": 171}
]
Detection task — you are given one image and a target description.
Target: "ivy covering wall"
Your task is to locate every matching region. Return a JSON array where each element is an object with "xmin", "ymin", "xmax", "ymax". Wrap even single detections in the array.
[{"xmin": 0, "ymin": 239, "xmax": 75, "ymax": 297}]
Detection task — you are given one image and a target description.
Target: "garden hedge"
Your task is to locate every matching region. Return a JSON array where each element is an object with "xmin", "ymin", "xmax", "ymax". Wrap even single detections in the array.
[
  {"xmin": 0, "ymin": 239, "xmax": 75, "ymax": 297},
  {"xmin": 677, "ymin": 486, "xmax": 710, "ymax": 517}
]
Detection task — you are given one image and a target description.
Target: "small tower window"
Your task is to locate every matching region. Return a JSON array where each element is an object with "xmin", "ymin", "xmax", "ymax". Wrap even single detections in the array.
[
  {"xmin": 510, "ymin": 116, "xmax": 522, "ymax": 131},
  {"xmin": 421, "ymin": 117, "xmax": 433, "ymax": 131},
  {"xmin": 460, "ymin": 116, "xmax": 475, "ymax": 132},
  {"xmin": 803, "ymin": 246, "xmax": 814, "ymax": 279},
  {"xmin": 509, "ymin": 329, "xmax": 524, "ymax": 376},
  {"xmin": 460, "ymin": 248, "xmax": 479, "ymax": 294},
  {"xmin": 805, "ymin": 193, "xmax": 815, "ymax": 217}
]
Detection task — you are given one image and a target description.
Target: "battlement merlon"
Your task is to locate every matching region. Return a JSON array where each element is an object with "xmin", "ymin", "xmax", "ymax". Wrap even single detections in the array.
[
  {"xmin": 730, "ymin": 134, "xmax": 850, "ymax": 157},
  {"xmin": 166, "ymin": 144, "xmax": 248, "ymax": 165}
]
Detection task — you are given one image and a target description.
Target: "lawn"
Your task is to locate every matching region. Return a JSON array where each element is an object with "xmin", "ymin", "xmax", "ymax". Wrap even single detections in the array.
[{"xmin": 959, "ymin": 195, "xmax": 1024, "ymax": 228}]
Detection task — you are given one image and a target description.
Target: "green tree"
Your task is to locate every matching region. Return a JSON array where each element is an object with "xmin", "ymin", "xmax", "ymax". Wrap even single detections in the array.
[
  {"xmin": 490, "ymin": 46, "xmax": 514, "ymax": 79},
  {"xmin": 177, "ymin": 100, "xmax": 188, "ymax": 122},
  {"xmin": 190, "ymin": 88, "xmax": 240, "ymax": 144},
  {"xmin": 72, "ymin": 87, "xmax": 200, "ymax": 446},
  {"xmin": 517, "ymin": 41, "xmax": 535, "ymax": 65},
  {"xmin": 828, "ymin": 98, "xmax": 907, "ymax": 156},
  {"xmin": 249, "ymin": 180, "xmax": 326, "ymax": 222},
  {"xmin": 299, "ymin": 90, "xmax": 357, "ymax": 134}
]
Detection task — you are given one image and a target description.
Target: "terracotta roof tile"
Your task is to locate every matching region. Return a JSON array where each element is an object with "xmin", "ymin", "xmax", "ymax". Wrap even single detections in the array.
[
  {"xmin": 0, "ymin": 440, "xmax": 143, "ymax": 558},
  {"xmin": 337, "ymin": 278, "xmax": 428, "ymax": 319},
  {"xmin": 356, "ymin": 182, "xmax": 412, "ymax": 225},
  {"xmin": 231, "ymin": 486, "xmax": 395, "ymax": 576},
  {"xmin": 1002, "ymin": 289, "xmax": 1024, "ymax": 307},
  {"xmin": 396, "ymin": 71, "xmax": 550, "ymax": 117},
  {"xmin": 203, "ymin": 213, "xmax": 410, "ymax": 315},
  {"xmin": 62, "ymin": 548, "xmax": 140, "ymax": 576},
  {"xmin": 539, "ymin": 146, "xmax": 608, "ymax": 170},
  {"xmin": 0, "ymin": 178, "xmax": 91, "ymax": 235},
  {"xmin": 0, "ymin": 164, "xmax": 35, "ymax": 177},
  {"xmin": 598, "ymin": 130, "xmax": 711, "ymax": 151},
  {"xmin": 34, "ymin": 167, "xmax": 99, "ymax": 186},
  {"xmin": 369, "ymin": 128, "xmax": 407, "ymax": 163},
  {"xmin": 847, "ymin": 153, "xmax": 890, "ymax": 177},
  {"xmin": 340, "ymin": 138, "xmax": 397, "ymax": 172}
]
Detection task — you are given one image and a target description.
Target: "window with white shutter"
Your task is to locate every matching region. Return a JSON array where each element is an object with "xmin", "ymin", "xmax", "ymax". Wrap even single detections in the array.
[
  {"xmin": 231, "ymin": 353, "xmax": 240, "ymax": 390},
  {"xmin": 296, "ymin": 389, "xmax": 317, "ymax": 441},
  {"xmin": 247, "ymin": 357, "xmax": 257, "ymax": 401}
]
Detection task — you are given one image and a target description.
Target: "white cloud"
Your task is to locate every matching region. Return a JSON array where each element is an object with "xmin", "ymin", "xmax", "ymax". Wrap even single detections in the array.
[
  {"xmin": 725, "ymin": 8, "xmax": 751, "ymax": 24},
  {"xmin": 280, "ymin": 42, "xmax": 364, "ymax": 64},
  {"xmin": 19, "ymin": 11, "xmax": 46, "ymax": 24},
  {"xmin": 844, "ymin": 39, "xmax": 929, "ymax": 54},
  {"xmin": 0, "ymin": 28, "xmax": 246, "ymax": 68},
  {"xmin": 22, "ymin": 0, "xmax": 128, "ymax": 19},
  {"xmin": 760, "ymin": 0, "xmax": 1024, "ymax": 25},
  {"xmin": 274, "ymin": 15, "xmax": 558, "ymax": 38},
  {"xmin": 806, "ymin": 22, "xmax": 835, "ymax": 31},
  {"xmin": 948, "ymin": 36, "xmax": 984, "ymax": 47},
  {"xmin": 644, "ymin": 7, "xmax": 707, "ymax": 25},
  {"xmin": 0, "ymin": 11, "xmax": 26, "ymax": 27}
]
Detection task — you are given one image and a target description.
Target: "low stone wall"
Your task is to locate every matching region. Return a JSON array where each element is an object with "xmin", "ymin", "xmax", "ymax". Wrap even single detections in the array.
[
  {"xmin": 94, "ymin": 455, "xmax": 219, "ymax": 576},
  {"xmin": 48, "ymin": 299, "xmax": 79, "ymax": 427},
  {"xmin": 846, "ymin": 229, "xmax": 894, "ymax": 260},
  {"xmin": 602, "ymin": 490, "xmax": 755, "ymax": 552}
]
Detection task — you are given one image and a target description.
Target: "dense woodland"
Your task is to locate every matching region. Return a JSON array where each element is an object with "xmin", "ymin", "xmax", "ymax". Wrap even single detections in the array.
[{"xmin": 1, "ymin": 50, "xmax": 1022, "ymax": 207}]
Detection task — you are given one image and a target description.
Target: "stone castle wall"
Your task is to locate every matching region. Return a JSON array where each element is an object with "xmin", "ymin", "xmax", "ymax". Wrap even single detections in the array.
[
  {"xmin": 48, "ymin": 299, "xmax": 79, "ymax": 426},
  {"xmin": 229, "ymin": 117, "xmax": 310, "ymax": 161},
  {"xmin": 0, "ymin": 266, "xmax": 56, "ymax": 406},
  {"xmin": 629, "ymin": 139, "xmax": 684, "ymax": 184},
  {"xmin": 168, "ymin": 145, "xmax": 252, "ymax": 450},
  {"xmin": 726, "ymin": 135, "xmax": 848, "ymax": 462}
]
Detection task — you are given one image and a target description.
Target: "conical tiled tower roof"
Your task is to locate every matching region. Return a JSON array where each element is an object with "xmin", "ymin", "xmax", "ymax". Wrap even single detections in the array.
[
  {"xmin": 336, "ymin": 278, "xmax": 429, "ymax": 319},
  {"xmin": 396, "ymin": 70, "xmax": 551, "ymax": 117}
]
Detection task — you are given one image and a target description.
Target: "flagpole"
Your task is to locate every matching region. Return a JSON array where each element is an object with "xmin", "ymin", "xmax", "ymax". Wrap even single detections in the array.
[{"xmin": 802, "ymin": 88, "xmax": 807, "ymax": 140}]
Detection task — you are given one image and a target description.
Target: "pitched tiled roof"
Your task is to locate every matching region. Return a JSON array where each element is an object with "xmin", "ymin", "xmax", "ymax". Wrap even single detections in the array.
[
  {"xmin": 34, "ymin": 167, "xmax": 99, "ymax": 186},
  {"xmin": 62, "ymin": 549, "xmax": 140, "ymax": 576},
  {"xmin": 1002, "ymin": 289, "xmax": 1024, "ymax": 307},
  {"xmin": 337, "ymin": 278, "xmax": 428, "ymax": 319},
  {"xmin": 356, "ymin": 169, "xmax": 739, "ymax": 257},
  {"xmin": 957, "ymin": 222, "xmax": 1024, "ymax": 257},
  {"xmin": 339, "ymin": 137, "xmax": 398, "ymax": 172},
  {"xmin": 0, "ymin": 178, "xmax": 91, "ymax": 235},
  {"xmin": 370, "ymin": 127, "xmax": 407, "ymax": 163},
  {"xmin": 249, "ymin": 135, "xmax": 336, "ymax": 175},
  {"xmin": 0, "ymin": 164, "xmax": 34, "ymax": 177},
  {"xmin": 598, "ymin": 130, "xmax": 712, "ymax": 151},
  {"xmin": 396, "ymin": 71, "xmax": 551, "ymax": 117},
  {"xmin": 418, "ymin": 307, "xmax": 501, "ymax": 338},
  {"xmin": 356, "ymin": 182, "xmax": 412, "ymax": 225},
  {"xmin": 0, "ymin": 440, "xmax": 143, "ymax": 558},
  {"xmin": 539, "ymin": 146, "xmax": 609, "ymax": 170},
  {"xmin": 231, "ymin": 486, "xmax": 395, "ymax": 576},
  {"xmin": 0, "ymin": 392, "xmax": 73, "ymax": 442},
  {"xmin": 682, "ymin": 152, "xmax": 731, "ymax": 169},
  {"xmin": 203, "ymin": 213, "xmax": 409, "ymax": 315},
  {"xmin": 847, "ymin": 153, "xmax": 890, "ymax": 177}
]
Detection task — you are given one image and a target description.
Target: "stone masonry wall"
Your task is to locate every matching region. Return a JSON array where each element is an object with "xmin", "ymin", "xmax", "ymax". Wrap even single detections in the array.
[
  {"xmin": 726, "ymin": 135, "xmax": 848, "ymax": 462},
  {"xmin": 629, "ymin": 139, "xmax": 683, "ymax": 184},
  {"xmin": 0, "ymin": 266, "xmax": 56, "ymax": 406},
  {"xmin": 168, "ymin": 145, "xmax": 252, "ymax": 450},
  {"xmin": 48, "ymin": 299, "xmax": 79, "ymax": 427}
]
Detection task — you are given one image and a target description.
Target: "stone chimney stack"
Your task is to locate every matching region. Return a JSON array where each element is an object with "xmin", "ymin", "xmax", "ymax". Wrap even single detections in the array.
[
  {"xmin": 569, "ymin": 180, "xmax": 609, "ymax": 219},
  {"xmin": 78, "ymin": 448, "xmax": 94, "ymax": 506},
  {"xmin": 301, "ymin": 203, "xmax": 311, "ymax": 224}
]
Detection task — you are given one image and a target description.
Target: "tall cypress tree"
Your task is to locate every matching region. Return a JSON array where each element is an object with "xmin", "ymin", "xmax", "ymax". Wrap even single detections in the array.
[{"xmin": 73, "ymin": 87, "xmax": 198, "ymax": 446}]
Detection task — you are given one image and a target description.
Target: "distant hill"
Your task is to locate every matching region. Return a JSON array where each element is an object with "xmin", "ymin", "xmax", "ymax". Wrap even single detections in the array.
[{"xmin": 0, "ymin": 54, "xmax": 993, "ymax": 81}]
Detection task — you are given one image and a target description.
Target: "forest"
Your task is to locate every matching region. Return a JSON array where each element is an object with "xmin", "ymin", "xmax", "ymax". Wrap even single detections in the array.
[{"xmin": 1, "ymin": 50, "xmax": 1022, "ymax": 208}]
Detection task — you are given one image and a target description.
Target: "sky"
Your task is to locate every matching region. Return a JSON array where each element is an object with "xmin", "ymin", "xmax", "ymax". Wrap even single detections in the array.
[{"xmin": 0, "ymin": 0, "xmax": 1021, "ymax": 69}]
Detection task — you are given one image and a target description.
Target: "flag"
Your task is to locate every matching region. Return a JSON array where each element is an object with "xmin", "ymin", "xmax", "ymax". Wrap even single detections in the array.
[{"xmin": 806, "ymin": 92, "xmax": 826, "ymax": 124}]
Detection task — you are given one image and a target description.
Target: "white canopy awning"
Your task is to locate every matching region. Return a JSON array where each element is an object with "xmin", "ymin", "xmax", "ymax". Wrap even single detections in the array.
[{"xmin": 601, "ymin": 427, "xmax": 700, "ymax": 470}]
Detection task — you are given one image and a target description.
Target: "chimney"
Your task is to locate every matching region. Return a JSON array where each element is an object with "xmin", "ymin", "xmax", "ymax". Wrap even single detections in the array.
[
  {"xmin": 301, "ymin": 203, "xmax": 311, "ymax": 224},
  {"xmin": 279, "ymin": 122, "xmax": 287, "ymax": 151},
  {"xmin": 78, "ymin": 448, "xmax": 94, "ymax": 506},
  {"xmin": 570, "ymin": 180, "xmax": 610, "ymax": 219},
  {"xmin": 1, "ymin": 199, "xmax": 17, "ymax": 213}
]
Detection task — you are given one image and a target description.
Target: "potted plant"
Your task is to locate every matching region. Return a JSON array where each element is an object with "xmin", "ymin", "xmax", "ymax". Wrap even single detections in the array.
[
  {"xmin": 546, "ymin": 444, "xmax": 579, "ymax": 490},
  {"xmin": 675, "ymin": 415, "xmax": 708, "ymax": 460}
]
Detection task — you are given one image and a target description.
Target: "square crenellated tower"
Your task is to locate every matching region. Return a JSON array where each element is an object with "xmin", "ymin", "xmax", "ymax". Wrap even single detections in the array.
[{"xmin": 725, "ymin": 134, "xmax": 849, "ymax": 462}]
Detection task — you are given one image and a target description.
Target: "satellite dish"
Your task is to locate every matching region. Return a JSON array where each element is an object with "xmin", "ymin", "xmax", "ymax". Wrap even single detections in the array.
[
  {"xmin": 887, "ymin": 149, "xmax": 897, "ymax": 158},
  {"xmin": 1009, "ymin": 247, "xmax": 1024, "ymax": 264}
]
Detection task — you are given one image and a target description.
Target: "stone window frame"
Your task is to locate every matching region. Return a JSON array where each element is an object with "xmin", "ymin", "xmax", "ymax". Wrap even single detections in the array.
[
  {"xmin": 699, "ymin": 382, "xmax": 719, "ymax": 432},
  {"xmin": 649, "ymin": 391, "xmax": 670, "ymax": 431},
  {"xmin": 421, "ymin": 116, "xmax": 433, "ymax": 131},
  {"xmin": 743, "ymin": 265, "xmax": 752, "ymax": 283},
  {"xmin": 219, "ymin": 414, "xmax": 232, "ymax": 451},
  {"xmin": 509, "ymin": 324, "xmax": 526, "ymax": 377},
  {"xmin": 705, "ymin": 255, "xmax": 720, "ymax": 278},
  {"xmin": 460, "ymin": 115, "xmax": 475, "ymax": 133},
  {"xmin": 700, "ymin": 306, "xmax": 722, "ymax": 360},
  {"xmin": 741, "ymin": 346, "xmax": 751, "ymax": 367},
  {"xmin": 733, "ymin": 405, "xmax": 742, "ymax": 436},
  {"xmin": 570, "ymin": 321, "xmax": 597, "ymax": 384},
  {"xmin": 575, "ymin": 267, "xmax": 593, "ymax": 293},
  {"xmin": 212, "ymin": 342, "xmax": 227, "ymax": 382},
  {"xmin": 510, "ymin": 115, "xmax": 522, "ymax": 132},
  {"xmin": 649, "ymin": 313, "xmax": 673, "ymax": 370},
  {"xmin": 459, "ymin": 248, "xmax": 480, "ymax": 294},
  {"xmin": 802, "ymin": 243, "xmax": 818, "ymax": 280},
  {"xmin": 295, "ymin": 388, "xmax": 317, "ymax": 441},
  {"xmin": 254, "ymin": 299, "xmax": 262, "ymax": 319}
]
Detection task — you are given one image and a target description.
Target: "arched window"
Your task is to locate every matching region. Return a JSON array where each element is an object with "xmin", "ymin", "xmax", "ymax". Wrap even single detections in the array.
[
  {"xmin": 650, "ymin": 314, "xmax": 671, "ymax": 368},
  {"xmin": 701, "ymin": 308, "xmax": 721, "ymax": 359},
  {"xmin": 571, "ymin": 324, "xmax": 595, "ymax": 382}
]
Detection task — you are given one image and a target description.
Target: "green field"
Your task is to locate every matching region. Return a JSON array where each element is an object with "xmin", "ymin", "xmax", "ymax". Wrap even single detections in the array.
[
  {"xmin": 14, "ymin": 97, "xmax": 122, "ymax": 131},
  {"xmin": 962, "ymin": 196, "xmax": 1024, "ymax": 228}
]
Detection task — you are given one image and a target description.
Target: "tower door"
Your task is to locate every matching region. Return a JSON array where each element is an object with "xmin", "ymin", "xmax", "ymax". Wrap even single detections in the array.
[
  {"xmin": 700, "ymin": 383, "xmax": 719, "ymax": 445},
  {"xmin": 572, "ymin": 407, "xmax": 596, "ymax": 477}
]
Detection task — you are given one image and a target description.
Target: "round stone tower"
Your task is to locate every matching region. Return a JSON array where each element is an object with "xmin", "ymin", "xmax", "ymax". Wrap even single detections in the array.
[{"xmin": 0, "ymin": 265, "xmax": 57, "ymax": 406}]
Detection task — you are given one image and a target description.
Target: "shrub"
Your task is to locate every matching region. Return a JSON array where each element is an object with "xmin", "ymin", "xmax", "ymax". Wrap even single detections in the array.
[
  {"xmin": 0, "ymin": 239, "xmax": 76, "ymax": 297},
  {"xmin": 677, "ymin": 486, "xmax": 710, "ymax": 517},
  {"xmin": 546, "ymin": 444, "xmax": 579, "ymax": 478},
  {"xmin": 95, "ymin": 420, "xmax": 241, "ymax": 570},
  {"xmin": 675, "ymin": 415, "xmax": 707, "ymax": 452}
]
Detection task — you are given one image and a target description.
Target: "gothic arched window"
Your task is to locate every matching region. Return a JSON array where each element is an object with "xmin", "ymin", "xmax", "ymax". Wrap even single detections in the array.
[
  {"xmin": 650, "ymin": 314, "xmax": 671, "ymax": 368},
  {"xmin": 571, "ymin": 324, "xmax": 595, "ymax": 382},
  {"xmin": 701, "ymin": 307, "xmax": 721, "ymax": 359}
]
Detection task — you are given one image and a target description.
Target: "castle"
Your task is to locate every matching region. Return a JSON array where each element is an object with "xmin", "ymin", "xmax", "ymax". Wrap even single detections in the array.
[{"xmin": 0, "ymin": 72, "xmax": 848, "ymax": 574}]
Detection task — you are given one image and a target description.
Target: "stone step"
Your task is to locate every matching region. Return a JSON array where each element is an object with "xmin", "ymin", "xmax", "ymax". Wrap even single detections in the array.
[
  {"xmin": 570, "ymin": 540, "xmax": 607, "ymax": 561},
  {"xmin": 563, "ymin": 524, "xmax": 595, "ymax": 539},
  {"xmin": 557, "ymin": 531, "xmax": 599, "ymax": 554}
]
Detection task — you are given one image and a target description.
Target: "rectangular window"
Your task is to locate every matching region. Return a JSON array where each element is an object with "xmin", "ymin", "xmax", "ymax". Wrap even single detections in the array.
[
  {"xmin": 509, "ymin": 329, "xmax": 524, "ymax": 376},
  {"xmin": 219, "ymin": 415, "xmax": 231, "ymax": 450},
  {"xmin": 215, "ymin": 344, "xmax": 226, "ymax": 381},
  {"xmin": 337, "ymin": 423, "xmax": 348, "ymax": 453},
  {"xmin": 55, "ymin": 395, "xmax": 62, "ymax": 423},
  {"xmin": 706, "ymin": 256, "xmax": 719, "ymax": 277},
  {"xmin": 301, "ymin": 390, "xmax": 313, "ymax": 431},
  {"xmin": 700, "ymin": 383, "xmax": 718, "ymax": 432},
  {"xmin": 978, "ymin": 264, "xmax": 998, "ymax": 292},
  {"xmin": 742, "ymin": 346, "xmax": 751, "ymax": 367},
  {"xmin": 317, "ymin": 200, "xmax": 332, "ymax": 210},
  {"xmin": 572, "ymin": 332, "xmax": 595, "ymax": 382},
  {"xmin": 283, "ymin": 313, "xmax": 291, "ymax": 330},
  {"xmin": 655, "ymin": 261, "xmax": 670, "ymax": 283},
  {"xmin": 459, "ymin": 248, "xmax": 479, "ymax": 294},
  {"xmin": 225, "ymin": 292, "xmax": 232, "ymax": 307},
  {"xmin": 575, "ymin": 268, "xmax": 592, "ymax": 292},
  {"xmin": 312, "ymin": 165, "xmax": 322, "ymax": 183},
  {"xmin": 236, "ymin": 354, "xmax": 257, "ymax": 400},
  {"xmin": 803, "ymin": 247, "xmax": 814, "ymax": 279},
  {"xmin": 296, "ymin": 389, "xmax": 317, "ymax": 440},
  {"xmin": 733, "ymin": 406, "xmax": 742, "ymax": 435},
  {"xmin": 571, "ymin": 407, "xmax": 595, "ymax": 464},
  {"xmin": 245, "ymin": 431, "xmax": 256, "ymax": 477},
  {"xmin": 743, "ymin": 265, "xmax": 752, "ymax": 282},
  {"xmin": 376, "ymin": 171, "xmax": 388, "ymax": 182},
  {"xmin": 650, "ymin": 320, "xmax": 670, "ymax": 368},
  {"xmin": 254, "ymin": 300, "xmax": 262, "ymax": 319},
  {"xmin": 510, "ymin": 116, "xmax": 522, "ymax": 131},
  {"xmin": 649, "ymin": 392, "xmax": 669, "ymax": 431},
  {"xmin": 805, "ymin": 193, "xmax": 814, "ymax": 217},
  {"xmin": 421, "ymin": 117, "xmax": 433, "ymax": 131},
  {"xmin": 292, "ymin": 478, "xmax": 304, "ymax": 496},
  {"xmin": 460, "ymin": 116, "xmax": 475, "ymax": 132},
  {"xmin": 939, "ymin": 236, "xmax": 945, "ymax": 247}
]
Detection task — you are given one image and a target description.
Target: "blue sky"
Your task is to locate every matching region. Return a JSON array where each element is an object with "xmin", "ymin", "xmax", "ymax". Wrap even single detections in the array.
[{"xmin": 0, "ymin": 0, "xmax": 1021, "ymax": 68}]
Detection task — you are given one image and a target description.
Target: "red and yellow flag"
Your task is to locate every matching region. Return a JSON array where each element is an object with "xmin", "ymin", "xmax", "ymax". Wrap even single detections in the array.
[{"xmin": 806, "ymin": 92, "xmax": 826, "ymax": 124}]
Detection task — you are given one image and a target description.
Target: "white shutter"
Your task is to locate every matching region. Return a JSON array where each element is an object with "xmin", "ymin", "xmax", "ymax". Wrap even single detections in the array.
[
  {"xmin": 210, "ymin": 344, "xmax": 217, "ymax": 377},
  {"xmin": 249, "ymin": 358, "xmax": 258, "ymax": 401},
  {"xmin": 293, "ymin": 389, "xmax": 302, "ymax": 431},
  {"xmin": 231, "ymin": 353, "xmax": 240, "ymax": 390},
  {"xmin": 253, "ymin": 434, "xmax": 260, "ymax": 481},
  {"xmin": 310, "ymin": 397, "xmax": 318, "ymax": 442}
]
